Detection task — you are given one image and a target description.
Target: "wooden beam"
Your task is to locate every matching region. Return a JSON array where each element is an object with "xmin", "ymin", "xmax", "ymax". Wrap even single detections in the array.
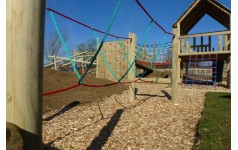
[
  {"xmin": 218, "ymin": 35, "xmax": 222, "ymax": 52},
  {"xmin": 186, "ymin": 37, "xmax": 190, "ymax": 53},
  {"xmin": 179, "ymin": 51, "xmax": 231, "ymax": 56},
  {"xmin": 181, "ymin": 38, "xmax": 185, "ymax": 53},
  {"xmin": 128, "ymin": 33, "xmax": 136, "ymax": 101},
  {"xmin": 179, "ymin": 30, "xmax": 230, "ymax": 38},
  {"xmin": 6, "ymin": 0, "xmax": 45, "ymax": 149},
  {"xmin": 171, "ymin": 25, "xmax": 180, "ymax": 104},
  {"xmin": 53, "ymin": 54, "xmax": 57, "ymax": 70},
  {"xmin": 224, "ymin": 34, "xmax": 230, "ymax": 51}
]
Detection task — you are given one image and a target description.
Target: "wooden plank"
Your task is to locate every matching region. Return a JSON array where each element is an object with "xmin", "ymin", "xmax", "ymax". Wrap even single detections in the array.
[
  {"xmin": 179, "ymin": 30, "xmax": 230, "ymax": 38},
  {"xmin": 53, "ymin": 54, "xmax": 57, "ymax": 70},
  {"xmin": 218, "ymin": 35, "xmax": 222, "ymax": 51},
  {"xmin": 186, "ymin": 37, "xmax": 190, "ymax": 53},
  {"xmin": 6, "ymin": 0, "xmax": 45, "ymax": 149},
  {"xmin": 178, "ymin": 51, "xmax": 231, "ymax": 56},
  {"xmin": 224, "ymin": 34, "xmax": 230, "ymax": 51},
  {"xmin": 181, "ymin": 38, "xmax": 185, "ymax": 53},
  {"xmin": 171, "ymin": 26, "xmax": 180, "ymax": 104}
]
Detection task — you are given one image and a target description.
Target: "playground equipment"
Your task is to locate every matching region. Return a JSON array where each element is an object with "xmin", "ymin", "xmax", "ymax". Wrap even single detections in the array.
[
  {"xmin": 45, "ymin": 51, "xmax": 97, "ymax": 74},
  {"xmin": 171, "ymin": 0, "xmax": 231, "ymax": 103},
  {"xmin": 7, "ymin": 0, "xmax": 231, "ymax": 148}
]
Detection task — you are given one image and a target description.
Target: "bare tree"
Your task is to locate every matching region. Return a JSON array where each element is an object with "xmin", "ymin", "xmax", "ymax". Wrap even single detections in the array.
[
  {"xmin": 44, "ymin": 29, "xmax": 69, "ymax": 63},
  {"xmin": 77, "ymin": 39, "xmax": 97, "ymax": 53}
]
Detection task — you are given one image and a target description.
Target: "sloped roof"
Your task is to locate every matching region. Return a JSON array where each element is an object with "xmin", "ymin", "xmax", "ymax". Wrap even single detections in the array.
[{"xmin": 172, "ymin": 0, "xmax": 230, "ymax": 35}]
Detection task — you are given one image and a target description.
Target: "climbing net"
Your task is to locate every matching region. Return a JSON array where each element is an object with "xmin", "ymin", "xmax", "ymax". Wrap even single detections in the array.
[
  {"xmin": 182, "ymin": 54, "xmax": 224, "ymax": 89},
  {"xmin": 44, "ymin": 0, "xmax": 174, "ymax": 96}
]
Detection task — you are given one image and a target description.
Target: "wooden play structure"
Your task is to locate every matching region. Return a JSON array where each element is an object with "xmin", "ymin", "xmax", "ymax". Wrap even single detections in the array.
[
  {"xmin": 6, "ymin": 0, "xmax": 231, "ymax": 148},
  {"xmin": 171, "ymin": 0, "xmax": 231, "ymax": 103},
  {"xmin": 96, "ymin": 38, "xmax": 133, "ymax": 82},
  {"xmin": 45, "ymin": 51, "xmax": 97, "ymax": 74}
]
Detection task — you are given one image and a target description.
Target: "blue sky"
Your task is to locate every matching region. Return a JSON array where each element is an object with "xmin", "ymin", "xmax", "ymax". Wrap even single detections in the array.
[{"xmin": 44, "ymin": 0, "xmax": 231, "ymax": 58}]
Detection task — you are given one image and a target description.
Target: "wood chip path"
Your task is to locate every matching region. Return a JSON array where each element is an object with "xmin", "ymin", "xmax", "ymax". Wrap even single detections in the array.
[{"xmin": 43, "ymin": 83, "xmax": 229, "ymax": 150}]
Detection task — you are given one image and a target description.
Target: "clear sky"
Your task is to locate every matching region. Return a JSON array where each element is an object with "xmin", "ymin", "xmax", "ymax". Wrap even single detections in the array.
[{"xmin": 44, "ymin": 0, "xmax": 231, "ymax": 57}]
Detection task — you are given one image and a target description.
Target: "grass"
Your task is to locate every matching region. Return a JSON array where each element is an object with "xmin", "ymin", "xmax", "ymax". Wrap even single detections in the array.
[{"xmin": 193, "ymin": 92, "xmax": 231, "ymax": 150}]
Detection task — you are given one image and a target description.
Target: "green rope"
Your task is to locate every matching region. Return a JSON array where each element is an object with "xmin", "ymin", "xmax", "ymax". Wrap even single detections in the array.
[
  {"xmin": 118, "ymin": 20, "xmax": 153, "ymax": 82},
  {"xmin": 49, "ymin": 11, "xmax": 82, "ymax": 80},
  {"xmin": 93, "ymin": 30, "xmax": 119, "ymax": 81},
  {"xmin": 78, "ymin": 0, "xmax": 122, "ymax": 84},
  {"xmin": 139, "ymin": 33, "xmax": 167, "ymax": 78},
  {"xmin": 117, "ymin": 39, "xmax": 139, "ymax": 78}
]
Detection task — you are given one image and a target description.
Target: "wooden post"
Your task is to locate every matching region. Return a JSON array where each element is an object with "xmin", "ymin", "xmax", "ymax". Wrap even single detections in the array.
[
  {"xmin": 218, "ymin": 35, "xmax": 222, "ymax": 51},
  {"xmin": 53, "ymin": 54, "xmax": 57, "ymax": 70},
  {"xmin": 129, "ymin": 33, "xmax": 136, "ymax": 101},
  {"xmin": 224, "ymin": 34, "xmax": 230, "ymax": 51},
  {"xmin": 181, "ymin": 38, "xmax": 185, "ymax": 53},
  {"xmin": 96, "ymin": 37, "xmax": 99, "ymax": 78},
  {"xmin": 171, "ymin": 24, "xmax": 180, "ymax": 104},
  {"xmin": 6, "ymin": 0, "xmax": 45, "ymax": 149},
  {"xmin": 186, "ymin": 37, "xmax": 190, "ymax": 53}
]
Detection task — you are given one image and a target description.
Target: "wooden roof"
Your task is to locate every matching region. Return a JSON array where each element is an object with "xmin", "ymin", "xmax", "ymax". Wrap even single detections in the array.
[{"xmin": 172, "ymin": 0, "xmax": 230, "ymax": 35}]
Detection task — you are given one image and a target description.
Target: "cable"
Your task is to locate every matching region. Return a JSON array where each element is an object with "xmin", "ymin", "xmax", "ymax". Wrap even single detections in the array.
[
  {"xmin": 46, "ymin": 7, "xmax": 129, "ymax": 40},
  {"xmin": 134, "ymin": 0, "xmax": 174, "ymax": 36}
]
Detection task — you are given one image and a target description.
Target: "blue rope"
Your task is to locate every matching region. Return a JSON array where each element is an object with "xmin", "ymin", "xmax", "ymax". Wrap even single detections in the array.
[
  {"xmin": 117, "ymin": 39, "xmax": 140, "ymax": 78},
  {"xmin": 139, "ymin": 33, "xmax": 167, "ymax": 78},
  {"xmin": 49, "ymin": 11, "xmax": 82, "ymax": 80},
  {"xmin": 78, "ymin": 0, "xmax": 123, "ymax": 84},
  {"xmin": 118, "ymin": 20, "xmax": 153, "ymax": 82}
]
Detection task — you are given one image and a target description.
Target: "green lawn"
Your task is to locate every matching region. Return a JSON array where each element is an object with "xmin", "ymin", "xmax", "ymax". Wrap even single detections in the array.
[{"xmin": 193, "ymin": 92, "xmax": 231, "ymax": 150}]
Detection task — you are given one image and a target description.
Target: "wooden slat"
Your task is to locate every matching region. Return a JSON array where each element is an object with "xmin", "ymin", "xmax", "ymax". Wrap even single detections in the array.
[
  {"xmin": 181, "ymin": 38, "xmax": 185, "ymax": 53},
  {"xmin": 218, "ymin": 35, "xmax": 222, "ymax": 52},
  {"xmin": 224, "ymin": 34, "xmax": 230, "ymax": 51},
  {"xmin": 186, "ymin": 37, "xmax": 190, "ymax": 53},
  {"xmin": 179, "ymin": 30, "xmax": 230, "ymax": 38}
]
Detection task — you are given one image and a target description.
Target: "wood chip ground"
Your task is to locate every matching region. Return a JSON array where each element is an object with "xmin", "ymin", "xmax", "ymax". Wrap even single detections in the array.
[{"xmin": 43, "ymin": 83, "xmax": 230, "ymax": 150}]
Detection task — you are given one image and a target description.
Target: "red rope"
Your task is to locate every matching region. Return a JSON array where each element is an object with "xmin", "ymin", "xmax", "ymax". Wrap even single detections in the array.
[
  {"xmin": 46, "ymin": 7, "xmax": 130, "ymax": 40},
  {"xmin": 43, "ymin": 78, "xmax": 153, "ymax": 96},
  {"xmin": 43, "ymin": 84, "xmax": 81, "ymax": 96},
  {"xmin": 135, "ymin": 0, "xmax": 174, "ymax": 36}
]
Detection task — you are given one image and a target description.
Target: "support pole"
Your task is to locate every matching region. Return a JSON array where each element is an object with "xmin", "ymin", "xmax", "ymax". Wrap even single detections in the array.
[
  {"xmin": 171, "ymin": 25, "xmax": 180, "ymax": 104},
  {"xmin": 129, "ymin": 33, "xmax": 136, "ymax": 101},
  {"xmin": 53, "ymin": 54, "xmax": 57, "ymax": 70},
  {"xmin": 6, "ymin": 0, "xmax": 45, "ymax": 149},
  {"xmin": 96, "ymin": 37, "xmax": 99, "ymax": 78}
]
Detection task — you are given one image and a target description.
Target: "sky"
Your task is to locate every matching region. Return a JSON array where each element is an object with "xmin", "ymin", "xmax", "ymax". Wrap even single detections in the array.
[{"xmin": 44, "ymin": 0, "xmax": 231, "ymax": 62}]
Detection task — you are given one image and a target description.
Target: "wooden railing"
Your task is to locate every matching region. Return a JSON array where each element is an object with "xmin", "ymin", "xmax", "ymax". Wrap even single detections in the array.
[{"xmin": 179, "ymin": 30, "xmax": 231, "ymax": 54}]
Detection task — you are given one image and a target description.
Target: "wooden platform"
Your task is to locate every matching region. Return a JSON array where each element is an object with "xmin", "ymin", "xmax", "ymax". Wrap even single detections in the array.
[{"xmin": 180, "ymin": 52, "xmax": 230, "ymax": 62}]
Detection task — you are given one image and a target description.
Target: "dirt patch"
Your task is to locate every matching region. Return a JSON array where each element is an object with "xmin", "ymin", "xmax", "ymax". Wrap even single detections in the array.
[{"xmin": 43, "ymin": 68, "xmax": 128, "ymax": 114}]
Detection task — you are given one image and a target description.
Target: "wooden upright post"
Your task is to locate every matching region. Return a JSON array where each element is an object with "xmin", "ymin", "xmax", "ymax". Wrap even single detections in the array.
[
  {"xmin": 96, "ymin": 37, "xmax": 99, "ymax": 78},
  {"xmin": 7, "ymin": 0, "xmax": 45, "ymax": 149},
  {"xmin": 129, "ymin": 33, "xmax": 136, "ymax": 101},
  {"xmin": 171, "ymin": 25, "xmax": 180, "ymax": 104},
  {"xmin": 53, "ymin": 54, "xmax": 57, "ymax": 70}
]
